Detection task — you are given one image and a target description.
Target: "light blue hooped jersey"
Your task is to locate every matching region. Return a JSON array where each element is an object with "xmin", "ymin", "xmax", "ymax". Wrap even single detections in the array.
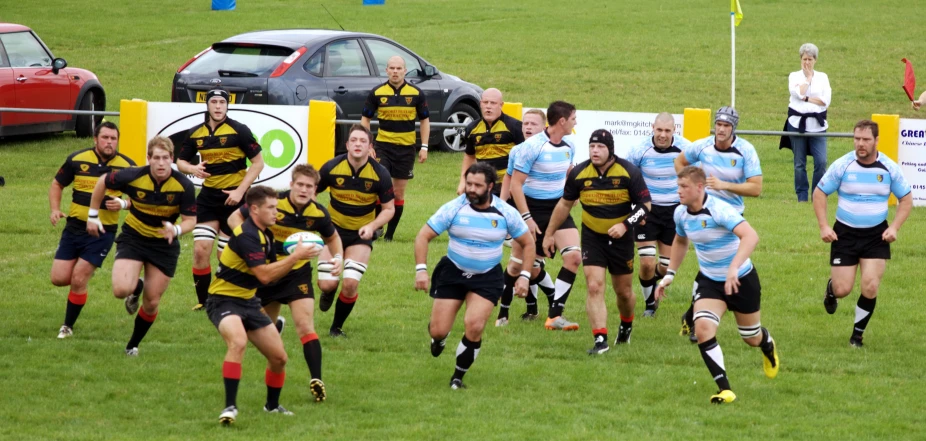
[
  {"xmin": 816, "ymin": 151, "xmax": 911, "ymax": 228},
  {"xmin": 511, "ymin": 130, "xmax": 576, "ymax": 201},
  {"xmin": 683, "ymin": 135, "xmax": 761, "ymax": 213},
  {"xmin": 626, "ymin": 134, "xmax": 692, "ymax": 206},
  {"xmin": 427, "ymin": 194, "xmax": 528, "ymax": 274},
  {"xmin": 674, "ymin": 195, "xmax": 752, "ymax": 282}
]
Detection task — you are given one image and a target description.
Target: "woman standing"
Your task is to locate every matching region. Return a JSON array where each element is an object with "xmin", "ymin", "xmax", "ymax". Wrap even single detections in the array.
[{"xmin": 782, "ymin": 43, "xmax": 831, "ymax": 202}]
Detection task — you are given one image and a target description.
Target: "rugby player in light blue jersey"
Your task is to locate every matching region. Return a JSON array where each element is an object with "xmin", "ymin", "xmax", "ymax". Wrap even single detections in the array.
[
  {"xmin": 656, "ymin": 166, "xmax": 779, "ymax": 405},
  {"xmin": 813, "ymin": 119, "xmax": 912, "ymax": 348},
  {"xmin": 510, "ymin": 101, "xmax": 583, "ymax": 331},
  {"xmin": 673, "ymin": 107, "xmax": 762, "ymax": 342},
  {"xmin": 626, "ymin": 112, "xmax": 692, "ymax": 317},
  {"xmin": 496, "ymin": 109, "xmax": 556, "ymax": 324},
  {"xmin": 415, "ymin": 163, "xmax": 534, "ymax": 390}
]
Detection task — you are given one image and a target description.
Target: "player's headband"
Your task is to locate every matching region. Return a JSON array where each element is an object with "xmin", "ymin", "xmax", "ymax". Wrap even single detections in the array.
[{"xmin": 205, "ymin": 89, "xmax": 230, "ymax": 103}]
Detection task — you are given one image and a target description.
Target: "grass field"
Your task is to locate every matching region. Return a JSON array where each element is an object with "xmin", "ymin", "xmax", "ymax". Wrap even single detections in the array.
[{"xmin": 2, "ymin": 1, "xmax": 926, "ymax": 440}]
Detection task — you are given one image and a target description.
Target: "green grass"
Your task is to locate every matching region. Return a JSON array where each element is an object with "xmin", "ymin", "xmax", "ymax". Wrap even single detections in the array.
[{"xmin": 2, "ymin": 1, "xmax": 926, "ymax": 440}]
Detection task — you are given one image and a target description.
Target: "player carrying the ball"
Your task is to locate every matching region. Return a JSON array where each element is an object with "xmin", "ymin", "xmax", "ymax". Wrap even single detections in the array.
[
  {"xmin": 207, "ymin": 185, "xmax": 320, "ymax": 425},
  {"xmin": 227, "ymin": 164, "xmax": 343, "ymax": 402},
  {"xmin": 315, "ymin": 125, "xmax": 395, "ymax": 338},
  {"xmin": 656, "ymin": 166, "xmax": 779, "ymax": 405}
]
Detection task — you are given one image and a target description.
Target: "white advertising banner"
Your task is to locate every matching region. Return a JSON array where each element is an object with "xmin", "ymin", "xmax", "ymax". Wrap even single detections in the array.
[
  {"xmin": 899, "ymin": 118, "xmax": 926, "ymax": 206},
  {"xmin": 146, "ymin": 103, "xmax": 309, "ymax": 190},
  {"xmin": 525, "ymin": 109, "xmax": 684, "ymax": 164}
]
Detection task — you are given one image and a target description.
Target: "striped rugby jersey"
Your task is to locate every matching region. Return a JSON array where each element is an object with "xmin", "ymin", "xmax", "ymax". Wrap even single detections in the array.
[
  {"xmin": 626, "ymin": 134, "xmax": 692, "ymax": 206},
  {"xmin": 426, "ymin": 194, "xmax": 528, "ymax": 274},
  {"xmin": 104, "ymin": 166, "xmax": 196, "ymax": 240},
  {"xmin": 816, "ymin": 151, "xmax": 911, "ymax": 228},
  {"xmin": 317, "ymin": 154, "xmax": 394, "ymax": 231},
  {"xmin": 55, "ymin": 148, "xmax": 135, "ymax": 233},
  {"xmin": 674, "ymin": 195, "xmax": 752, "ymax": 282},
  {"xmin": 512, "ymin": 130, "xmax": 576, "ymax": 201},
  {"xmin": 209, "ymin": 218, "xmax": 274, "ymax": 300},
  {"xmin": 683, "ymin": 135, "xmax": 761, "ymax": 213}
]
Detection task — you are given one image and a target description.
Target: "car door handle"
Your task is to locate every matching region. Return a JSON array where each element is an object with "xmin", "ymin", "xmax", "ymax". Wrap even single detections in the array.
[
  {"xmin": 15, "ymin": 76, "xmax": 27, "ymax": 83},
  {"xmin": 334, "ymin": 86, "xmax": 348, "ymax": 95}
]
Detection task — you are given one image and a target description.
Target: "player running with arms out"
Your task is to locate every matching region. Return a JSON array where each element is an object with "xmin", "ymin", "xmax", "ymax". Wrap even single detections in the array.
[
  {"xmin": 49, "ymin": 121, "xmax": 135, "ymax": 339},
  {"xmin": 227, "ymin": 164, "xmax": 343, "ymax": 402},
  {"xmin": 315, "ymin": 125, "xmax": 395, "ymax": 337},
  {"xmin": 176, "ymin": 88, "xmax": 265, "ymax": 311},
  {"xmin": 497, "ymin": 109, "xmax": 557, "ymax": 322},
  {"xmin": 544, "ymin": 130, "xmax": 651, "ymax": 354},
  {"xmin": 86, "ymin": 136, "xmax": 196, "ymax": 356},
  {"xmin": 509, "ymin": 101, "xmax": 582, "ymax": 331},
  {"xmin": 674, "ymin": 107, "xmax": 762, "ymax": 342},
  {"xmin": 415, "ymin": 163, "xmax": 534, "ymax": 389},
  {"xmin": 361, "ymin": 56, "xmax": 430, "ymax": 241},
  {"xmin": 626, "ymin": 112, "xmax": 691, "ymax": 317},
  {"xmin": 208, "ymin": 186, "xmax": 321, "ymax": 424},
  {"xmin": 813, "ymin": 119, "xmax": 912, "ymax": 348},
  {"xmin": 656, "ymin": 166, "xmax": 779, "ymax": 404}
]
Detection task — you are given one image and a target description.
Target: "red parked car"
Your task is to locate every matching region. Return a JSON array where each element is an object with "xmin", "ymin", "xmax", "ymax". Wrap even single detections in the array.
[{"xmin": 0, "ymin": 23, "xmax": 105, "ymax": 138}]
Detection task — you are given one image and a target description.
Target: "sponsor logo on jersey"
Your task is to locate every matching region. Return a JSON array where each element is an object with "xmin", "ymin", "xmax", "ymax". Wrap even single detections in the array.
[
  {"xmin": 166, "ymin": 194, "xmax": 175, "ymax": 204},
  {"xmin": 336, "ymin": 177, "xmax": 345, "ymax": 186},
  {"xmin": 494, "ymin": 133, "xmax": 501, "ymax": 141},
  {"xmin": 365, "ymin": 181, "xmax": 372, "ymax": 191},
  {"xmin": 305, "ymin": 219, "xmax": 314, "ymax": 228},
  {"xmin": 276, "ymin": 212, "xmax": 285, "ymax": 220},
  {"xmin": 405, "ymin": 97, "xmax": 413, "ymax": 105},
  {"xmin": 196, "ymin": 139, "xmax": 204, "ymax": 147},
  {"xmin": 731, "ymin": 159, "xmax": 737, "ymax": 166},
  {"xmin": 137, "ymin": 191, "xmax": 146, "ymax": 199},
  {"xmin": 701, "ymin": 220, "xmax": 707, "ymax": 228},
  {"xmin": 584, "ymin": 180, "xmax": 592, "ymax": 187},
  {"xmin": 80, "ymin": 164, "xmax": 90, "ymax": 172},
  {"xmin": 491, "ymin": 220, "xmax": 498, "ymax": 228},
  {"xmin": 380, "ymin": 97, "xmax": 388, "ymax": 104},
  {"xmin": 219, "ymin": 137, "xmax": 227, "ymax": 146},
  {"xmin": 877, "ymin": 174, "xmax": 883, "ymax": 182}
]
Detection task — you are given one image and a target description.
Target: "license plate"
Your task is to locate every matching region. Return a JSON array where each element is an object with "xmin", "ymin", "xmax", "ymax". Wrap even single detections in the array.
[{"xmin": 195, "ymin": 91, "xmax": 237, "ymax": 103}]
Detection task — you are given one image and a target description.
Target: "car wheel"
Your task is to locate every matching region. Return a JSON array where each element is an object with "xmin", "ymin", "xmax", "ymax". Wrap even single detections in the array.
[
  {"xmin": 439, "ymin": 103, "xmax": 478, "ymax": 152},
  {"xmin": 75, "ymin": 91, "xmax": 102, "ymax": 138}
]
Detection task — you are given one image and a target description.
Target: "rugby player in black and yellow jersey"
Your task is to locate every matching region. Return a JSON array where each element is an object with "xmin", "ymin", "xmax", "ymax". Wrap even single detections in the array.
[
  {"xmin": 457, "ymin": 88, "xmax": 524, "ymax": 196},
  {"xmin": 228, "ymin": 164, "xmax": 344, "ymax": 403},
  {"xmin": 361, "ymin": 56, "xmax": 429, "ymax": 241},
  {"xmin": 49, "ymin": 122, "xmax": 135, "ymax": 339},
  {"xmin": 176, "ymin": 88, "xmax": 265, "ymax": 311},
  {"xmin": 316, "ymin": 125, "xmax": 395, "ymax": 337},
  {"xmin": 207, "ymin": 186, "xmax": 320, "ymax": 425},
  {"xmin": 86, "ymin": 136, "xmax": 196, "ymax": 356},
  {"xmin": 543, "ymin": 130, "xmax": 651, "ymax": 355}
]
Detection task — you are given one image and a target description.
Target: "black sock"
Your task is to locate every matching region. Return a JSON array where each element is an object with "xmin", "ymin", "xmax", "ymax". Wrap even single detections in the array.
[
  {"xmin": 854, "ymin": 296, "xmax": 877, "ymax": 336},
  {"xmin": 133, "ymin": 279, "xmax": 144, "ymax": 297},
  {"xmin": 384, "ymin": 200, "xmax": 404, "ymax": 240},
  {"xmin": 640, "ymin": 276, "xmax": 658, "ymax": 309},
  {"xmin": 265, "ymin": 370, "xmax": 285, "ymax": 410},
  {"xmin": 498, "ymin": 272, "xmax": 516, "ymax": 320},
  {"xmin": 524, "ymin": 288, "xmax": 538, "ymax": 315},
  {"xmin": 655, "ymin": 265, "xmax": 665, "ymax": 280},
  {"xmin": 302, "ymin": 333, "xmax": 322, "ymax": 380},
  {"xmin": 331, "ymin": 293, "xmax": 356, "ymax": 330},
  {"xmin": 533, "ymin": 270, "xmax": 555, "ymax": 306},
  {"xmin": 548, "ymin": 268, "xmax": 576, "ymax": 318},
  {"xmin": 698, "ymin": 337, "xmax": 730, "ymax": 391},
  {"xmin": 193, "ymin": 268, "xmax": 211, "ymax": 305},
  {"xmin": 126, "ymin": 309, "xmax": 157, "ymax": 349},
  {"xmin": 452, "ymin": 336, "xmax": 481, "ymax": 380},
  {"xmin": 759, "ymin": 327, "xmax": 776, "ymax": 363},
  {"xmin": 685, "ymin": 303, "xmax": 695, "ymax": 327},
  {"xmin": 223, "ymin": 361, "xmax": 241, "ymax": 408},
  {"xmin": 593, "ymin": 328, "xmax": 608, "ymax": 344},
  {"xmin": 64, "ymin": 291, "xmax": 87, "ymax": 328}
]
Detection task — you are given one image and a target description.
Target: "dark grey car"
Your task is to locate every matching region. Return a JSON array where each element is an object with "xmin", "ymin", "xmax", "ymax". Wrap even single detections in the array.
[{"xmin": 171, "ymin": 29, "xmax": 481, "ymax": 152}]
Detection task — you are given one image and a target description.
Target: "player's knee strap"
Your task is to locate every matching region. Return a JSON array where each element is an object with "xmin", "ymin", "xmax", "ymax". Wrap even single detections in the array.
[
  {"xmin": 533, "ymin": 258, "xmax": 544, "ymax": 268},
  {"xmin": 216, "ymin": 235, "xmax": 229, "ymax": 252},
  {"xmin": 343, "ymin": 259, "xmax": 367, "ymax": 281},
  {"xmin": 509, "ymin": 256, "xmax": 523, "ymax": 265},
  {"xmin": 638, "ymin": 246, "xmax": 656, "ymax": 258},
  {"xmin": 193, "ymin": 225, "xmax": 217, "ymax": 242},
  {"xmin": 317, "ymin": 261, "xmax": 338, "ymax": 281},
  {"xmin": 738, "ymin": 323, "xmax": 762, "ymax": 339},
  {"xmin": 560, "ymin": 245, "xmax": 580, "ymax": 256},
  {"xmin": 659, "ymin": 256, "xmax": 671, "ymax": 267},
  {"xmin": 693, "ymin": 310, "xmax": 720, "ymax": 326}
]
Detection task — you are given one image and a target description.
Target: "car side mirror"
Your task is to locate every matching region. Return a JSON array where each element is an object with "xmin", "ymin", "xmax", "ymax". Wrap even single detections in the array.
[
  {"xmin": 52, "ymin": 58, "xmax": 67, "ymax": 74},
  {"xmin": 423, "ymin": 65, "xmax": 437, "ymax": 77}
]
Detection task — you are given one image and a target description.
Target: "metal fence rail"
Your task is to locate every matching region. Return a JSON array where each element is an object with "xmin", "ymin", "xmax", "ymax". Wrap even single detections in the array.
[{"xmin": 0, "ymin": 107, "xmax": 858, "ymax": 137}]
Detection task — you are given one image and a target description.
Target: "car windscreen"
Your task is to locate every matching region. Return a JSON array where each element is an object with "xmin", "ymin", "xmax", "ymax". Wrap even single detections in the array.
[{"xmin": 185, "ymin": 44, "xmax": 293, "ymax": 76}]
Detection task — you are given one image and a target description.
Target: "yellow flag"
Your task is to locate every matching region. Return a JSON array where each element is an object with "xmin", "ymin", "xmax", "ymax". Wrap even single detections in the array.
[{"xmin": 732, "ymin": 0, "xmax": 743, "ymax": 26}]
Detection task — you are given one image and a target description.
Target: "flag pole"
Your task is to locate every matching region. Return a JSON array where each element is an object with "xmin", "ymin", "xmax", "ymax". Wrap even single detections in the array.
[{"xmin": 731, "ymin": 10, "xmax": 736, "ymax": 107}]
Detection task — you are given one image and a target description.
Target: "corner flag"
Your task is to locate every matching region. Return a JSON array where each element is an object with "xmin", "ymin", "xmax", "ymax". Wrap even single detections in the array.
[{"xmin": 732, "ymin": 0, "xmax": 743, "ymax": 26}]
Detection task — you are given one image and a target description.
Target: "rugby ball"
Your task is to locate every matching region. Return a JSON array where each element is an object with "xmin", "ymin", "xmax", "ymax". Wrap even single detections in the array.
[{"xmin": 283, "ymin": 232, "xmax": 324, "ymax": 255}]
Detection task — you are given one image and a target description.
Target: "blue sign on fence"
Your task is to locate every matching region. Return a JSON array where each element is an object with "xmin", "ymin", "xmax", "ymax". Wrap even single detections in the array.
[{"xmin": 363, "ymin": 0, "xmax": 386, "ymax": 5}]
